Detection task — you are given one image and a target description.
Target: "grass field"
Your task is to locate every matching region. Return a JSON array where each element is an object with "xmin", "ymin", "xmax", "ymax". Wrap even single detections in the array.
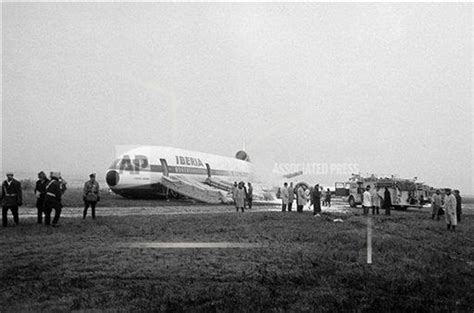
[{"xmin": 1, "ymin": 206, "xmax": 473, "ymax": 312}]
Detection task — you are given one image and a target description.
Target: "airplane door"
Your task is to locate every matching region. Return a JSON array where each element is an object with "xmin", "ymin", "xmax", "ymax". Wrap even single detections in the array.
[
  {"xmin": 205, "ymin": 163, "xmax": 211, "ymax": 178},
  {"xmin": 160, "ymin": 158, "xmax": 169, "ymax": 177}
]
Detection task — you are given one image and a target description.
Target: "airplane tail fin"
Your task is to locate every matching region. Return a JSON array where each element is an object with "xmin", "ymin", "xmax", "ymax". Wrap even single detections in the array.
[{"xmin": 283, "ymin": 170, "xmax": 303, "ymax": 179}]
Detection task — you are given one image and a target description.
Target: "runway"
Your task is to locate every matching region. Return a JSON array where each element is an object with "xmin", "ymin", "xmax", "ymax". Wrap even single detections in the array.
[{"xmin": 17, "ymin": 202, "xmax": 351, "ymax": 218}]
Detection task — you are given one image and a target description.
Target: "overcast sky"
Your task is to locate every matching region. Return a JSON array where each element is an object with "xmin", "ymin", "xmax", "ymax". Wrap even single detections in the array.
[{"xmin": 2, "ymin": 3, "xmax": 473, "ymax": 192}]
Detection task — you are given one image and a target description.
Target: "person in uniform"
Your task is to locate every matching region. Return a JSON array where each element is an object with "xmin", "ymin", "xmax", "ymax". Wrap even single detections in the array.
[
  {"xmin": 1, "ymin": 172, "xmax": 22, "ymax": 227},
  {"xmin": 83, "ymin": 173, "xmax": 100, "ymax": 219},
  {"xmin": 454, "ymin": 190, "xmax": 462, "ymax": 223},
  {"xmin": 34, "ymin": 171, "xmax": 49, "ymax": 224},
  {"xmin": 246, "ymin": 182, "xmax": 253, "ymax": 210},
  {"xmin": 281, "ymin": 182, "xmax": 289, "ymax": 212},
  {"xmin": 443, "ymin": 188, "xmax": 457, "ymax": 231},
  {"xmin": 287, "ymin": 182, "xmax": 294, "ymax": 212},
  {"xmin": 43, "ymin": 172, "xmax": 63, "ymax": 227}
]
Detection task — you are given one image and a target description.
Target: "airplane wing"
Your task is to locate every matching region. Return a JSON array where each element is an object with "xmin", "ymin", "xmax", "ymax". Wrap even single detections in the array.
[
  {"xmin": 206, "ymin": 177, "xmax": 277, "ymax": 202},
  {"xmin": 160, "ymin": 175, "xmax": 275, "ymax": 204},
  {"xmin": 160, "ymin": 175, "xmax": 233, "ymax": 204}
]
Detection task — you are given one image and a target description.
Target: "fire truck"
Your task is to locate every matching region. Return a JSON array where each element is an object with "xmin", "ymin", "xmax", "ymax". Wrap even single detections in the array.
[{"xmin": 335, "ymin": 174, "xmax": 428, "ymax": 210}]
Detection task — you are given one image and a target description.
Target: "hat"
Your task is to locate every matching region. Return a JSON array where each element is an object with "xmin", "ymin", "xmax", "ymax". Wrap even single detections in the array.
[
  {"xmin": 50, "ymin": 171, "xmax": 60, "ymax": 178},
  {"xmin": 89, "ymin": 173, "xmax": 96, "ymax": 178}
]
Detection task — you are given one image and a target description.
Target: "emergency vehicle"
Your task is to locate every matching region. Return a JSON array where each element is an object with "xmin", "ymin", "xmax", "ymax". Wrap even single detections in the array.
[{"xmin": 335, "ymin": 174, "xmax": 429, "ymax": 210}]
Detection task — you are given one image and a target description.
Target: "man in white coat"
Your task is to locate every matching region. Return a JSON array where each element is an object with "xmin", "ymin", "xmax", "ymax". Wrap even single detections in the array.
[
  {"xmin": 443, "ymin": 188, "xmax": 457, "ymax": 231},
  {"xmin": 281, "ymin": 182, "xmax": 289, "ymax": 212},
  {"xmin": 371, "ymin": 186, "xmax": 382, "ymax": 215},
  {"xmin": 232, "ymin": 182, "xmax": 238, "ymax": 209},
  {"xmin": 235, "ymin": 182, "xmax": 246, "ymax": 213},
  {"xmin": 297, "ymin": 185, "xmax": 307, "ymax": 213},
  {"xmin": 362, "ymin": 185, "xmax": 372, "ymax": 215}
]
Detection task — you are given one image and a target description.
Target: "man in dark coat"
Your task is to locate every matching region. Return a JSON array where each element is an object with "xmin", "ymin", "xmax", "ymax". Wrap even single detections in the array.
[
  {"xmin": 83, "ymin": 173, "xmax": 100, "ymax": 219},
  {"xmin": 246, "ymin": 182, "xmax": 253, "ymax": 209},
  {"xmin": 43, "ymin": 172, "xmax": 63, "ymax": 227},
  {"xmin": 287, "ymin": 182, "xmax": 294, "ymax": 212},
  {"xmin": 34, "ymin": 171, "xmax": 49, "ymax": 224},
  {"xmin": 325, "ymin": 188, "xmax": 332, "ymax": 207},
  {"xmin": 383, "ymin": 187, "xmax": 392, "ymax": 216},
  {"xmin": 454, "ymin": 190, "xmax": 462, "ymax": 223},
  {"xmin": 311, "ymin": 184, "xmax": 321, "ymax": 216},
  {"xmin": 1, "ymin": 172, "xmax": 23, "ymax": 227}
]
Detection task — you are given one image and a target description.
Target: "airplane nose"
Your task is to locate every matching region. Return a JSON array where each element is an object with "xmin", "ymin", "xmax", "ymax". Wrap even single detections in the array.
[{"xmin": 106, "ymin": 170, "xmax": 120, "ymax": 187}]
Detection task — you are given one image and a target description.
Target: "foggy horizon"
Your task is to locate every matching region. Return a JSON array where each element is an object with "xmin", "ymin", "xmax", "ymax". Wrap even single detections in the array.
[{"xmin": 2, "ymin": 3, "xmax": 473, "ymax": 193}]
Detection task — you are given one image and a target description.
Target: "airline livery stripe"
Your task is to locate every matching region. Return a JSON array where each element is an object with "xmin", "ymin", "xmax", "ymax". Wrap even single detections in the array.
[{"xmin": 110, "ymin": 165, "xmax": 248, "ymax": 177}]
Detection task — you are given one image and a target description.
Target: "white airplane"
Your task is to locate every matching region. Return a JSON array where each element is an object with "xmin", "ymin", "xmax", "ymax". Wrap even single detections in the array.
[{"xmin": 105, "ymin": 146, "xmax": 303, "ymax": 203}]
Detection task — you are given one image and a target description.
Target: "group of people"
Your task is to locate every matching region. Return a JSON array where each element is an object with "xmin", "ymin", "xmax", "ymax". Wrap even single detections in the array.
[
  {"xmin": 232, "ymin": 181, "xmax": 253, "ymax": 212},
  {"xmin": 362, "ymin": 185, "xmax": 393, "ymax": 216},
  {"xmin": 279, "ymin": 183, "xmax": 331, "ymax": 216},
  {"xmin": 430, "ymin": 188, "xmax": 462, "ymax": 231},
  {"xmin": 1, "ymin": 171, "xmax": 100, "ymax": 227}
]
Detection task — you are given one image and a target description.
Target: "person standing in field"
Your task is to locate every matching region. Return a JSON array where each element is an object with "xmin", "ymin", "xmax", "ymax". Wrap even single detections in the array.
[
  {"xmin": 311, "ymin": 184, "xmax": 321, "ymax": 216},
  {"xmin": 246, "ymin": 182, "xmax": 253, "ymax": 210},
  {"xmin": 362, "ymin": 185, "xmax": 372, "ymax": 215},
  {"xmin": 454, "ymin": 190, "xmax": 462, "ymax": 223},
  {"xmin": 325, "ymin": 188, "xmax": 332, "ymax": 207},
  {"xmin": 383, "ymin": 187, "xmax": 392, "ymax": 215},
  {"xmin": 242, "ymin": 183, "xmax": 248, "ymax": 210},
  {"xmin": 431, "ymin": 190, "xmax": 442, "ymax": 220},
  {"xmin": 321, "ymin": 187, "xmax": 326, "ymax": 206},
  {"xmin": 83, "ymin": 173, "xmax": 100, "ymax": 219},
  {"xmin": 296, "ymin": 185, "xmax": 306, "ymax": 213},
  {"xmin": 232, "ymin": 181, "xmax": 238, "ymax": 209},
  {"xmin": 281, "ymin": 182, "xmax": 289, "ymax": 212},
  {"xmin": 34, "ymin": 171, "xmax": 49, "ymax": 224},
  {"xmin": 443, "ymin": 188, "xmax": 457, "ymax": 231},
  {"xmin": 371, "ymin": 186, "xmax": 382, "ymax": 215},
  {"xmin": 287, "ymin": 182, "xmax": 294, "ymax": 212},
  {"xmin": 304, "ymin": 187, "xmax": 311, "ymax": 211},
  {"xmin": 43, "ymin": 172, "xmax": 63, "ymax": 227},
  {"xmin": 1, "ymin": 172, "xmax": 22, "ymax": 227},
  {"xmin": 58, "ymin": 174, "xmax": 67, "ymax": 195},
  {"xmin": 235, "ymin": 182, "xmax": 246, "ymax": 212}
]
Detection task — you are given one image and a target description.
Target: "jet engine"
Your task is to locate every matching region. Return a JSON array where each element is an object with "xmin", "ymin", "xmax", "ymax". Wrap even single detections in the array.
[{"xmin": 235, "ymin": 150, "xmax": 250, "ymax": 162}]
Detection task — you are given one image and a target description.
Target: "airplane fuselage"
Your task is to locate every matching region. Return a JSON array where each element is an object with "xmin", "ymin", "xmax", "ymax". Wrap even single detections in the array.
[{"xmin": 105, "ymin": 146, "xmax": 253, "ymax": 198}]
